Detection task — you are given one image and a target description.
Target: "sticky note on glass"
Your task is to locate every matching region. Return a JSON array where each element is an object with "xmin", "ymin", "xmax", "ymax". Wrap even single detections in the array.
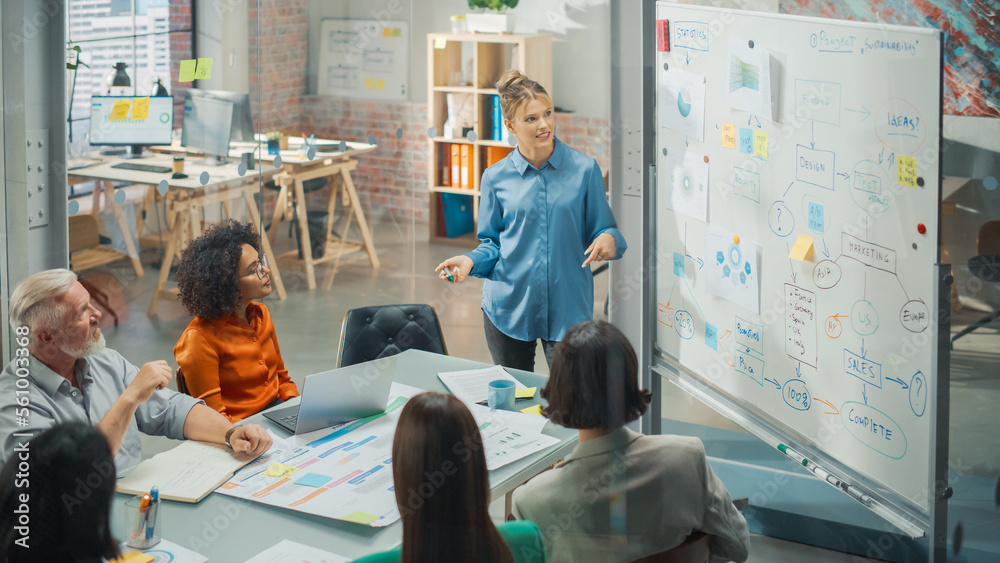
[
  {"xmin": 897, "ymin": 155, "xmax": 917, "ymax": 188},
  {"xmin": 392, "ymin": 28, "xmax": 402, "ymax": 37},
  {"xmin": 721, "ymin": 123, "xmax": 736, "ymax": 149},
  {"xmin": 515, "ymin": 387, "xmax": 536, "ymax": 399},
  {"xmin": 673, "ymin": 252, "xmax": 685, "ymax": 277},
  {"xmin": 109, "ymin": 99, "xmax": 132, "ymax": 121},
  {"xmin": 433, "ymin": 37, "xmax": 448, "ymax": 49},
  {"xmin": 365, "ymin": 78, "xmax": 375, "ymax": 89},
  {"xmin": 383, "ymin": 27, "xmax": 393, "ymax": 38},
  {"xmin": 262, "ymin": 462, "xmax": 298, "ymax": 479},
  {"xmin": 705, "ymin": 322, "xmax": 718, "ymax": 350},
  {"xmin": 130, "ymin": 97, "xmax": 150, "ymax": 120},
  {"xmin": 753, "ymin": 130, "xmax": 768, "ymax": 159},
  {"xmin": 789, "ymin": 234, "xmax": 815, "ymax": 262},
  {"xmin": 196, "ymin": 58, "xmax": 213, "ymax": 80},
  {"xmin": 739, "ymin": 128, "xmax": 753, "ymax": 154},
  {"xmin": 520, "ymin": 404, "xmax": 543, "ymax": 416},
  {"xmin": 178, "ymin": 59, "xmax": 197, "ymax": 82},
  {"xmin": 342, "ymin": 511, "xmax": 379, "ymax": 525},
  {"xmin": 376, "ymin": 79, "xmax": 385, "ymax": 90}
]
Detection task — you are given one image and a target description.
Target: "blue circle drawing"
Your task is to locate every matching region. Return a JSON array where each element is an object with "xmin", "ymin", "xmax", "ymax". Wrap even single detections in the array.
[
  {"xmin": 674, "ymin": 310, "xmax": 695, "ymax": 340},
  {"xmin": 909, "ymin": 371, "xmax": 927, "ymax": 417},
  {"xmin": 728, "ymin": 243, "xmax": 742, "ymax": 267},
  {"xmin": 851, "ymin": 300, "xmax": 879, "ymax": 336},
  {"xmin": 677, "ymin": 90, "xmax": 693, "ymax": 117},
  {"xmin": 984, "ymin": 176, "xmax": 998, "ymax": 191},
  {"xmin": 768, "ymin": 200, "xmax": 794, "ymax": 237}
]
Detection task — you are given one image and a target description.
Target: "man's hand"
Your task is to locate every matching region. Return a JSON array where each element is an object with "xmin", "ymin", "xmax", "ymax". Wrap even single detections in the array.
[
  {"xmin": 229, "ymin": 424, "xmax": 272, "ymax": 456},
  {"xmin": 126, "ymin": 361, "xmax": 173, "ymax": 405}
]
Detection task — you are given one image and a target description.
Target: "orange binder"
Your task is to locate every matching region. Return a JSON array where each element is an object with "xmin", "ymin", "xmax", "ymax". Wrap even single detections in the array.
[
  {"xmin": 450, "ymin": 144, "xmax": 461, "ymax": 188},
  {"xmin": 460, "ymin": 144, "xmax": 471, "ymax": 189},
  {"xmin": 440, "ymin": 144, "xmax": 450, "ymax": 186},
  {"xmin": 486, "ymin": 146, "xmax": 512, "ymax": 168}
]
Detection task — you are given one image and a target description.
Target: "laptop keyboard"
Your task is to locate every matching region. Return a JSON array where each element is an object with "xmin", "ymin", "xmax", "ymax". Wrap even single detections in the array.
[{"xmin": 281, "ymin": 414, "xmax": 298, "ymax": 427}]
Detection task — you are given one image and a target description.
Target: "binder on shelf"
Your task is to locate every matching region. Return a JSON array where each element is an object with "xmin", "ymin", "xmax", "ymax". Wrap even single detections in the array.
[
  {"xmin": 485, "ymin": 146, "xmax": 513, "ymax": 168},
  {"xmin": 460, "ymin": 144, "xmax": 471, "ymax": 189},
  {"xmin": 440, "ymin": 193, "xmax": 475, "ymax": 238},
  {"xmin": 450, "ymin": 144, "xmax": 461, "ymax": 187},
  {"xmin": 492, "ymin": 95, "xmax": 502, "ymax": 141},
  {"xmin": 440, "ymin": 144, "xmax": 450, "ymax": 186},
  {"xmin": 437, "ymin": 193, "xmax": 447, "ymax": 237}
]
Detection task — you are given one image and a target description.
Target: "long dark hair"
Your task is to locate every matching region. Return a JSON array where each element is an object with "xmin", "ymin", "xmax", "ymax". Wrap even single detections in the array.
[
  {"xmin": 392, "ymin": 392, "xmax": 513, "ymax": 563},
  {"xmin": 0, "ymin": 423, "xmax": 119, "ymax": 562}
]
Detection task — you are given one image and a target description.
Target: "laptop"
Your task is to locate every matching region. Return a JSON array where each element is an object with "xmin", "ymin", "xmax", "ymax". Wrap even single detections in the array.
[{"xmin": 263, "ymin": 359, "xmax": 395, "ymax": 434}]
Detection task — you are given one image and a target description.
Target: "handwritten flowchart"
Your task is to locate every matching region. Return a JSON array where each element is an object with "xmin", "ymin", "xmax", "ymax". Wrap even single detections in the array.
[{"xmin": 655, "ymin": 4, "xmax": 940, "ymax": 512}]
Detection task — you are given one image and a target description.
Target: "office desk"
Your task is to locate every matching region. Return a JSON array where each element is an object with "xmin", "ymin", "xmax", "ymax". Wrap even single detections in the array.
[
  {"xmin": 68, "ymin": 155, "xmax": 287, "ymax": 315},
  {"xmin": 155, "ymin": 138, "xmax": 380, "ymax": 291},
  {"xmin": 111, "ymin": 350, "xmax": 575, "ymax": 561}
]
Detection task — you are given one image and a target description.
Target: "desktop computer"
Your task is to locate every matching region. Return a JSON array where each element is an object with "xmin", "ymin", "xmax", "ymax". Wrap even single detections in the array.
[
  {"xmin": 180, "ymin": 95, "xmax": 234, "ymax": 165},
  {"xmin": 88, "ymin": 96, "xmax": 174, "ymax": 158},
  {"xmin": 183, "ymin": 89, "xmax": 254, "ymax": 143}
]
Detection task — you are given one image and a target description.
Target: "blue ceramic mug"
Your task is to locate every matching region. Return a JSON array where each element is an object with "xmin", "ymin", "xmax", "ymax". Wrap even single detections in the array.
[{"xmin": 487, "ymin": 380, "xmax": 516, "ymax": 411}]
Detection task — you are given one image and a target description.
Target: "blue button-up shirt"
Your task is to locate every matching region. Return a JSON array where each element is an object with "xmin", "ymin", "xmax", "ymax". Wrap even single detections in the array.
[
  {"xmin": 466, "ymin": 138, "xmax": 627, "ymax": 342},
  {"xmin": 0, "ymin": 348, "xmax": 202, "ymax": 473}
]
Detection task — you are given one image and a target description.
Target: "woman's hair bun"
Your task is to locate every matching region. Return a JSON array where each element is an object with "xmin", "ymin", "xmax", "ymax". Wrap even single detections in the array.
[{"xmin": 496, "ymin": 69, "xmax": 526, "ymax": 94}]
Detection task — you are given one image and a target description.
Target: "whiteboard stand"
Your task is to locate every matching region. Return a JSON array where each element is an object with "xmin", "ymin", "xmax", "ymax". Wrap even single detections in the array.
[{"xmin": 929, "ymin": 263, "xmax": 952, "ymax": 562}]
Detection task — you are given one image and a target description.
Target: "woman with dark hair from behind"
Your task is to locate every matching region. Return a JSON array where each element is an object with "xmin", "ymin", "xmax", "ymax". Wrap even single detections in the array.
[
  {"xmin": 173, "ymin": 220, "xmax": 298, "ymax": 421},
  {"xmin": 511, "ymin": 320, "xmax": 749, "ymax": 563},
  {"xmin": 0, "ymin": 423, "xmax": 118, "ymax": 562},
  {"xmin": 352, "ymin": 392, "xmax": 546, "ymax": 563}
]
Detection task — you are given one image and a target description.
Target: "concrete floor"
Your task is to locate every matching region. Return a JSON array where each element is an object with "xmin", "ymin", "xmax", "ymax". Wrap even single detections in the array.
[{"xmin": 94, "ymin": 212, "xmax": 998, "ymax": 562}]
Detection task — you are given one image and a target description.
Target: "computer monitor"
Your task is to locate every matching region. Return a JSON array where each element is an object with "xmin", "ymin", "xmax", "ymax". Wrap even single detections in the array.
[
  {"xmin": 182, "ymin": 89, "xmax": 254, "ymax": 142},
  {"xmin": 181, "ymin": 95, "xmax": 234, "ymax": 165},
  {"xmin": 88, "ymin": 96, "xmax": 174, "ymax": 157}
]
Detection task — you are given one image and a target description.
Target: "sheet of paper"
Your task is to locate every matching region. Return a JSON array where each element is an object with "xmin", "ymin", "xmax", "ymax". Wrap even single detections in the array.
[
  {"xmin": 437, "ymin": 366, "xmax": 528, "ymax": 405},
  {"xmin": 789, "ymin": 233, "xmax": 815, "ymax": 261},
  {"xmin": 661, "ymin": 150, "xmax": 709, "ymax": 223},
  {"xmin": 658, "ymin": 66, "xmax": 706, "ymax": 141},
  {"xmin": 242, "ymin": 539, "xmax": 348, "ymax": 563},
  {"xmin": 468, "ymin": 404, "xmax": 558, "ymax": 470},
  {"xmin": 117, "ymin": 539, "xmax": 207, "ymax": 563},
  {"xmin": 705, "ymin": 227, "xmax": 761, "ymax": 313},
  {"xmin": 725, "ymin": 40, "xmax": 774, "ymax": 121}
]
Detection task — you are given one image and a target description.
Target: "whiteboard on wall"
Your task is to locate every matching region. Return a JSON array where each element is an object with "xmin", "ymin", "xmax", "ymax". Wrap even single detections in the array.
[
  {"xmin": 318, "ymin": 19, "xmax": 408, "ymax": 101},
  {"xmin": 652, "ymin": 2, "xmax": 942, "ymax": 527}
]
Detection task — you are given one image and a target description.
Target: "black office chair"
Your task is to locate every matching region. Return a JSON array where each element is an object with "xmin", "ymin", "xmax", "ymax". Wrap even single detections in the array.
[
  {"xmin": 952, "ymin": 220, "xmax": 1000, "ymax": 347},
  {"xmin": 337, "ymin": 304, "xmax": 448, "ymax": 368}
]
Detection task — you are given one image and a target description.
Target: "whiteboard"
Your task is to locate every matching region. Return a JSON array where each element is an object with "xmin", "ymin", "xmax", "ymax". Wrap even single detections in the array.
[
  {"xmin": 318, "ymin": 19, "xmax": 408, "ymax": 101},
  {"xmin": 653, "ymin": 3, "xmax": 942, "ymax": 521}
]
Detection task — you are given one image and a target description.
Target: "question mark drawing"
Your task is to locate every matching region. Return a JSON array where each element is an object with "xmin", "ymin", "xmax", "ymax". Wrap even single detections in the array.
[{"xmin": 916, "ymin": 377, "xmax": 923, "ymax": 396}]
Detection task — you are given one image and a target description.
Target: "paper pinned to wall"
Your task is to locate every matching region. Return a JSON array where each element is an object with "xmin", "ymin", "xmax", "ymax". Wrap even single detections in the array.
[
  {"xmin": 706, "ymin": 227, "xmax": 760, "ymax": 313},
  {"xmin": 725, "ymin": 40, "xmax": 775, "ymax": 121},
  {"xmin": 662, "ymin": 150, "xmax": 709, "ymax": 223},
  {"xmin": 658, "ymin": 66, "xmax": 706, "ymax": 142}
]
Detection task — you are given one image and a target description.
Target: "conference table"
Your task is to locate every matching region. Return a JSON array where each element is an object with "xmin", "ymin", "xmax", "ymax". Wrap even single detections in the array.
[{"xmin": 110, "ymin": 350, "xmax": 578, "ymax": 561}]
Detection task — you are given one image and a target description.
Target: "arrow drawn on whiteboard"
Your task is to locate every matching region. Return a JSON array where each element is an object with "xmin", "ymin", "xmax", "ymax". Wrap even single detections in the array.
[
  {"xmin": 786, "ymin": 241, "xmax": 797, "ymax": 283},
  {"xmin": 837, "ymin": 172, "xmax": 850, "ymax": 180},
  {"xmin": 887, "ymin": 376, "xmax": 909, "ymax": 389},
  {"xmin": 878, "ymin": 147, "xmax": 886, "ymax": 165},
  {"xmin": 811, "ymin": 122, "xmax": 815, "ymax": 149},
  {"xmin": 685, "ymin": 254, "xmax": 705, "ymax": 269},
  {"xmin": 765, "ymin": 378, "xmax": 780, "ymax": 389},
  {"xmin": 814, "ymin": 398, "xmax": 839, "ymax": 415},
  {"xmin": 862, "ymin": 383, "xmax": 868, "ymax": 405},
  {"xmin": 685, "ymin": 136, "xmax": 689, "ymax": 147},
  {"xmin": 845, "ymin": 105, "xmax": 871, "ymax": 121},
  {"xmin": 861, "ymin": 338, "xmax": 867, "ymax": 359},
  {"xmin": 796, "ymin": 362, "xmax": 802, "ymax": 378},
  {"xmin": 821, "ymin": 239, "xmax": 830, "ymax": 258},
  {"xmin": 685, "ymin": 48, "xmax": 691, "ymax": 65}
]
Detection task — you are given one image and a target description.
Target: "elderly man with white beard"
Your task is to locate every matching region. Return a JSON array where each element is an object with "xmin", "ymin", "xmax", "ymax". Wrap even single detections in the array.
[{"xmin": 0, "ymin": 269, "xmax": 272, "ymax": 473}]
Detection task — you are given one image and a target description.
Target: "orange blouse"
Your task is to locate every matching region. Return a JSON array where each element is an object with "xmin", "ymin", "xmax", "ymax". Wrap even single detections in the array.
[{"xmin": 173, "ymin": 302, "xmax": 299, "ymax": 422}]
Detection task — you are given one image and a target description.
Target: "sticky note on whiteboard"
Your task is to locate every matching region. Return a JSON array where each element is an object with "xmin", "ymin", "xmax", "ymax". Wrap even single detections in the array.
[
  {"xmin": 705, "ymin": 322, "xmax": 718, "ymax": 350},
  {"xmin": 383, "ymin": 27, "xmax": 393, "ymax": 38},
  {"xmin": 753, "ymin": 130, "xmax": 768, "ymax": 159},
  {"xmin": 789, "ymin": 234, "xmax": 815, "ymax": 262},
  {"xmin": 109, "ymin": 99, "xmax": 131, "ymax": 121},
  {"xmin": 376, "ymin": 79, "xmax": 385, "ymax": 90},
  {"xmin": 673, "ymin": 252, "xmax": 685, "ymax": 277},
  {"xmin": 897, "ymin": 155, "xmax": 917, "ymax": 188},
  {"xmin": 739, "ymin": 128, "xmax": 753, "ymax": 154},
  {"xmin": 721, "ymin": 123, "xmax": 736, "ymax": 148},
  {"xmin": 365, "ymin": 78, "xmax": 375, "ymax": 89}
]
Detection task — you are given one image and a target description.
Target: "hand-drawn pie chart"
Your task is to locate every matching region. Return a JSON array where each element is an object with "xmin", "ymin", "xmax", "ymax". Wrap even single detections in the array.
[{"xmin": 677, "ymin": 89, "xmax": 693, "ymax": 118}]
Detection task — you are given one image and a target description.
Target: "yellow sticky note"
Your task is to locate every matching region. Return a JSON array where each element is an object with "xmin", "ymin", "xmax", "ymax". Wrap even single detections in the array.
[
  {"xmin": 262, "ymin": 462, "xmax": 298, "ymax": 479},
  {"xmin": 433, "ymin": 37, "xmax": 448, "ymax": 49},
  {"xmin": 130, "ymin": 97, "xmax": 150, "ymax": 120},
  {"xmin": 383, "ymin": 27, "xmax": 393, "ymax": 38},
  {"xmin": 109, "ymin": 551, "xmax": 154, "ymax": 563},
  {"xmin": 342, "ymin": 511, "xmax": 379, "ymax": 525},
  {"xmin": 515, "ymin": 387, "xmax": 536, "ymax": 399},
  {"xmin": 365, "ymin": 78, "xmax": 375, "ymax": 89},
  {"xmin": 721, "ymin": 123, "xmax": 736, "ymax": 149},
  {"xmin": 753, "ymin": 130, "xmax": 768, "ymax": 159},
  {"xmin": 178, "ymin": 59, "xmax": 197, "ymax": 82},
  {"xmin": 520, "ymin": 404, "xmax": 543, "ymax": 416},
  {"xmin": 376, "ymin": 79, "xmax": 385, "ymax": 90},
  {"xmin": 392, "ymin": 28, "xmax": 402, "ymax": 38},
  {"xmin": 897, "ymin": 155, "xmax": 917, "ymax": 188},
  {"xmin": 196, "ymin": 58, "xmax": 213, "ymax": 80},
  {"xmin": 789, "ymin": 234, "xmax": 815, "ymax": 262},
  {"xmin": 109, "ymin": 99, "xmax": 131, "ymax": 122}
]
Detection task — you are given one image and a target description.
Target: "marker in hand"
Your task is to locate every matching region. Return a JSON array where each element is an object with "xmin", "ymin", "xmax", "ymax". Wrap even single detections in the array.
[{"xmin": 446, "ymin": 267, "xmax": 458, "ymax": 282}]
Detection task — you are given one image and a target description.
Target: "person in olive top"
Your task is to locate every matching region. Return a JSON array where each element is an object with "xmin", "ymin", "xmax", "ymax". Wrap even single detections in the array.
[
  {"xmin": 352, "ymin": 392, "xmax": 546, "ymax": 563},
  {"xmin": 174, "ymin": 221, "xmax": 299, "ymax": 422}
]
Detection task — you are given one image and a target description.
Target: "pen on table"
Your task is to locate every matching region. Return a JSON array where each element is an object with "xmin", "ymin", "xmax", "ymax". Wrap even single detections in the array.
[{"xmin": 146, "ymin": 487, "xmax": 159, "ymax": 540}]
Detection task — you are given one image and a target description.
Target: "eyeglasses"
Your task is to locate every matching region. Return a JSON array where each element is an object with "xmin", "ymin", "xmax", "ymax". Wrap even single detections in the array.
[{"xmin": 242, "ymin": 253, "xmax": 269, "ymax": 279}]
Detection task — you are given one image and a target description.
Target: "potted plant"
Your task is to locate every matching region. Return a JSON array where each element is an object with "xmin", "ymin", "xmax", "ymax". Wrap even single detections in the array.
[{"xmin": 466, "ymin": 0, "xmax": 518, "ymax": 33}]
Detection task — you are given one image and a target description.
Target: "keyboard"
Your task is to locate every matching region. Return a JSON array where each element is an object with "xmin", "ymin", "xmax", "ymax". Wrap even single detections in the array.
[{"xmin": 110, "ymin": 162, "xmax": 172, "ymax": 174}]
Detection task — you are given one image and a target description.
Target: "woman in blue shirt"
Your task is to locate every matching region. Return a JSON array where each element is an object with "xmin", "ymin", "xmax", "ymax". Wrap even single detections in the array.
[{"xmin": 436, "ymin": 70, "xmax": 627, "ymax": 372}]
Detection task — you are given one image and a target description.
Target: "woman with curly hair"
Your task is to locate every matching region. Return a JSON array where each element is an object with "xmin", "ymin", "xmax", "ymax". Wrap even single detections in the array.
[{"xmin": 173, "ymin": 220, "xmax": 298, "ymax": 421}]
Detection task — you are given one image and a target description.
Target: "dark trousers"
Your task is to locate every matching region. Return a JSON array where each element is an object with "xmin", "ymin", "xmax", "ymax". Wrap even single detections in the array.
[{"xmin": 483, "ymin": 310, "xmax": 558, "ymax": 372}]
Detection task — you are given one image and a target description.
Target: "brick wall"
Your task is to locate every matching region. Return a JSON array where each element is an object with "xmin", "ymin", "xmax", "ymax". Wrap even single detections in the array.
[
  {"xmin": 248, "ymin": 0, "xmax": 308, "ymax": 133},
  {"xmin": 168, "ymin": 0, "xmax": 193, "ymax": 126}
]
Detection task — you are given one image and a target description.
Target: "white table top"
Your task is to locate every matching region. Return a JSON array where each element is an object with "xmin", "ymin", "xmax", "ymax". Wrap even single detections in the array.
[
  {"xmin": 68, "ymin": 154, "xmax": 279, "ymax": 191},
  {"xmin": 147, "ymin": 137, "xmax": 378, "ymax": 166},
  {"xmin": 110, "ymin": 350, "xmax": 577, "ymax": 561}
]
